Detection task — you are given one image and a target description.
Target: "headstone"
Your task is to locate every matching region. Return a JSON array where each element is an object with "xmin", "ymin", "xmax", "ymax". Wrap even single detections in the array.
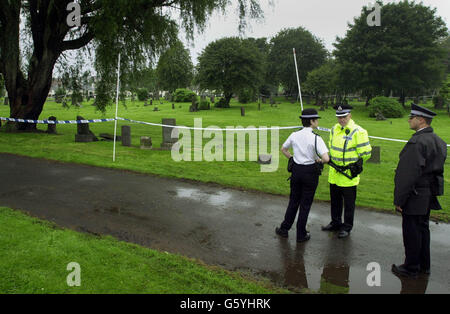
[
  {"xmin": 161, "ymin": 118, "xmax": 178, "ymax": 150},
  {"xmin": 153, "ymin": 107, "xmax": 160, "ymax": 112},
  {"xmin": 140, "ymin": 137, "xmax": 152, "ymax": 150},
  {"xmin": 258, "ymin": 154, "xmax": 272, "ymax": 165},
  {"xmin": 121, "ymin": 125, "xmax": 131, "ymax": 147},
  {"xmin": 258, "ymin": 102, "xmax": 261, "ymax": 111},
  {"xmin": 270, "ymin": 97, "xmax": 275, "ymax": 107},
  {"xmin": 241, "ymin": 107, "xmax": 245, "ymax": 117},
  {"xmin": 367, "ymin": 146, "xmax": 381, "ymax": 164},
  {"xmin": 210, "ymin": 95, "xmax": 215, "ymax": 104},
  {"xmin": 99, "ymin": 133, "xmax": 122, "ymax": 141},
  {"xmin": 150, "ymin": 99, "xmax": 153, "ymax": 106},
  {"xmin": 75, "ymin": 116, "xmax": 98, "ymax": 142},
  {"xmin": 172, "ymin": 103, "xmax": 175, "ymax": 110},
  {"xmin": 4, "ymin": 97, "xmax": 9, "ymax": 106},
  {"xmin": 47, "ymin": 116, "xmax": 57, "ymax": 134}
]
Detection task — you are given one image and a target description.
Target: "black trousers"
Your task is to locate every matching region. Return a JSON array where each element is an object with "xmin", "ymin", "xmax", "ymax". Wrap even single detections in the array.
[
  {"xmin": 280, "ymin": 163, "xmax": 319, "ymax": 239},
  {"xmin": 402, "ymin": 211, "xmax": 431, "ymax": 272},
  {"xmin": 329, "ymin": 184, "xmax": 357, "ymax": 232}
]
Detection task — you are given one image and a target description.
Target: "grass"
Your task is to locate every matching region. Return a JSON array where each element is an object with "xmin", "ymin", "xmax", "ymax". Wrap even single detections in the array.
[
  {"xmin": 0, "ymin": 207, "xmax": 288, "ymax": 294},
  {"xmin": 0, "ymin": 98, "xmax": 449, "ymax": 221}
]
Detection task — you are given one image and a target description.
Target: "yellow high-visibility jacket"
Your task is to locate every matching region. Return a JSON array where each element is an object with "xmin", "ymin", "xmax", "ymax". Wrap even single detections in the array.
[{"xmin": 328, "ymin": 119, "xmax": 372, "ymax": 187}]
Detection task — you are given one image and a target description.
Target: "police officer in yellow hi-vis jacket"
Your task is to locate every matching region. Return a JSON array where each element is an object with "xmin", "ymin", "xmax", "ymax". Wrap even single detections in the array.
[{"xmin": 322, "ymin": 105, "xmax": 372, "ymax": 238}]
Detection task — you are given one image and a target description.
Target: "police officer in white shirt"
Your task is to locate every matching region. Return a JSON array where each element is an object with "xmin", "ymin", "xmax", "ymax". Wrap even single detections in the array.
[{"xmin": 276, "ymin": 109, "xmax": 330, "ymax": 242}]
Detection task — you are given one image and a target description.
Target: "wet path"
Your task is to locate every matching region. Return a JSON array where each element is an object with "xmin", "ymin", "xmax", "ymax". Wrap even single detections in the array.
[{"xmin": 0, "ymin": 153, "xmax": 449, "ymax": 293}]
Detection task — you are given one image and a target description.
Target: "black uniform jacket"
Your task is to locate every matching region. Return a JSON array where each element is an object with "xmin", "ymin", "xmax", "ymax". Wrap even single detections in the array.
[{"xmin": 394, "ymin": 127, "xmax": 447, "ymax": 215}]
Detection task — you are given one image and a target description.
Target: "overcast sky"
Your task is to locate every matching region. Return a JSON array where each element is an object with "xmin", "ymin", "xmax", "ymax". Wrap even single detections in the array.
[{"xmin": 180, "ymin": 0, "xmax": 450, "ymax": 65}]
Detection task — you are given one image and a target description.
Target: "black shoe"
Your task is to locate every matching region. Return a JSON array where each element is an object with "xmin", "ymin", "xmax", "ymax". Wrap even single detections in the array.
[
  {"xmin": 338, "ymin": 230, "xmax": 350, "ymax": 238},
  {"xmin": 275, "ymin": 227, "xmax": 288, "ymax": 238},
  {"xmin": 297, "ymin": 233, "xmax": 311, "ymax": 243},
  {"xmin": 321, "ymin": 223, "xmax": 340, "ymax": 231},
  {"xmin": 392, "ymin": 264, "xmax": 419, "ymax": 278}
]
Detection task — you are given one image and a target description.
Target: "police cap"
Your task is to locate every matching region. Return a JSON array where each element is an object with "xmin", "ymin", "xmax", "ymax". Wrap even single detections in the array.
[
  {"xmin": 410, "ymin": 103, "xmax": 436, "ymax": 119},
  {"xmin": 299, "ymin": 108, "xmax": 321, "ymax": 119},
  {"xmin": 333, "ymin": 104, "xmax": 353, "ymax": 117}
]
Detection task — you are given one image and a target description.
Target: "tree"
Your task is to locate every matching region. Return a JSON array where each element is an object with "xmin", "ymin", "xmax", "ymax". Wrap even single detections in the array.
[
  {"xmin": 0, "ymin": 74, "xmax": 4, "ymax": 98},
  {"xmin": 156, "ymin": 41, "xmax": 194, "ymax": 93},
  {"xmin": 304, "ymin": 61, "xmax": 338, "ymax": 105},
  {"xmin": 267, "ymin": 27, "xmax": 328, "ymax": 98},
  {"xmin": 334, "ymin": 1, "xmax": 448, "ymax": 106},
  {"xmin": 0, "ymin": 0, "xmax": 264, "ymax": 130},
  {"xmin": 196, "ymin": 37, "xmax": 264, "ymax": 106},
  {"xmin": 442, "ymin": 36, "xmax": 450, "ymax": 74}
]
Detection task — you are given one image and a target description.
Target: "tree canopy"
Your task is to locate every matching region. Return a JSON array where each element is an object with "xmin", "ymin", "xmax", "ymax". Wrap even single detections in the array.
[
  {"xmin": 267, "ymin": 27, "xmax": 328, "ymax": 97},
  {"xmin": 196, "ymin": 37, "xmax": 264, "ymax": 106},
  {"xmin": 334, "ymin": 0, "xmax": 448, "ymax": 105},
  {"xmin": 156, "ymin": 41, "xmax": 194, "ymax": 93},
  {"xmin": 0, "ymin": 0, "xmax": 264, "ymax": 130}
]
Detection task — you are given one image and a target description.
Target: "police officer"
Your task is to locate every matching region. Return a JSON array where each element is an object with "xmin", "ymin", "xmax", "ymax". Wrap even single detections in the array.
[
  {"xmin": 276, "ymin": 108, "xmax": 330, "ymax": 242},
  {"xmin": 322, "ymin": 105, "xmax": 372, "ymax": 238},
  {"xmin": 392, "ymin": 104, "xmax": 447, "ymax": 278}
]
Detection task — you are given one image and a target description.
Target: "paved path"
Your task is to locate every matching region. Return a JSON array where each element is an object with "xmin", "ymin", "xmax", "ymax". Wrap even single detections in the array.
[{"xmin": 1, "ymin": 153, "xmax": 449, "ymax": 294}]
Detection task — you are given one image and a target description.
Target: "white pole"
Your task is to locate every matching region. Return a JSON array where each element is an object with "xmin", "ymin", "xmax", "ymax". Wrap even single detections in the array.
[
  {"xmin": 113, "ymin": 53, "xmax": 121, "ymax": 162},
  {"xmin": 293, "ymin": 48, "xmax": 304, "ymax": 112}
]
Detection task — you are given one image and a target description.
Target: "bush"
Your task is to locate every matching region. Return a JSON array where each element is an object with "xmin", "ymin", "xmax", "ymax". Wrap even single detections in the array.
[
  {"xmin": 55, "ymin": 88, "xmax": 66, "ymax": 103},
  {"xmin": 432, "ymin": 95, "xmax": 444, "ymax": 109},
  {"xmin": 173, "ymin": 88, "xmax": 197, "ymax": 102},
  {"xmin": 198, "ymin": 100, "xmax": 210, "ymax": 110},
  {"xmin": 214, "ymin": 98, "xmax": 230, "ymax": 108},
  {"xmin": 368, "ymin": 96, "xmax": 405, "ymax": 118},
  {"xmin": 238, "ymin": 88, "xmax": 255, "ymax": 104},
  {"xmin": 136, "ymin": 88, "xmax": 149, "ymax": 101}
]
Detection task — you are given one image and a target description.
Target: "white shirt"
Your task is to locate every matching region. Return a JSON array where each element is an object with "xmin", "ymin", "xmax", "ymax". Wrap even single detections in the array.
[{"xmin": 283, "ymin": 127, "xmax": 329, "ymax": 165}]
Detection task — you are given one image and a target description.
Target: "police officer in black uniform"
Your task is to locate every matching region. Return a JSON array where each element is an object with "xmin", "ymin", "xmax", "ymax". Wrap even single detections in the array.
[
  {"xmin": 392, "ymin": 104, "xmax": 447, "ymax": 278},
  {"xmin": 276, "ymin": 109, "xmax": 330, "ymax": 242}
]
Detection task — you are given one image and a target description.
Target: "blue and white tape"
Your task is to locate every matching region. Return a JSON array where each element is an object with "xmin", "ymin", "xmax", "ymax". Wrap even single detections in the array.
[
  {"xmin": 0, "ymin": 117, "xmax": 116, "ymax": 124},
  {"xmin": 1, "ymin": 116, "xmax": 448, "ymax": 146}
]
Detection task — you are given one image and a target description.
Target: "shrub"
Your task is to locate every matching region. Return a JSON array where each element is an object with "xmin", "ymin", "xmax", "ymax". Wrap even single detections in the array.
[
  {"xmin": 214, "ymin": 98, "xmax": 230, "ymax": 108},
  {"xmin": 55, "ymin": 88, "xmax": 66, "ymax": 103},
  {"xmin": 368, "ymin": 96, "xmax": 405, "ymax": 118},
  {"xmin": 198, "ymin": 100, "xmax": 210, "ymax": 110},
  {"xmin": 238, "ymin": 88, "xmax": 255, "ymax": 104},
  {"xmin": 136, "ymin": 88, "xmax": 149, "ymax": 101},
  {"xmin": 173, "ymin": 88, "xmax": 197, "ymax": 102},
  {"xmin": 432, "ymin": 95, "xmax": 444, "ymax": 109}
]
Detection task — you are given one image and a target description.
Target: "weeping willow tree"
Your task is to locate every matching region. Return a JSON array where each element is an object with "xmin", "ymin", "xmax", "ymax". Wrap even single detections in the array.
[{"xmin": 0, "ymin": 0, "xmax": 264, "ymax": 130}]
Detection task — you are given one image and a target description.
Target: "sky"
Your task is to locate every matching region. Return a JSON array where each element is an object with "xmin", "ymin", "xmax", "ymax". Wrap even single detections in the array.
[{"xmin": 180, "ymin": 0, "xmax": 450, "ymax": 65}]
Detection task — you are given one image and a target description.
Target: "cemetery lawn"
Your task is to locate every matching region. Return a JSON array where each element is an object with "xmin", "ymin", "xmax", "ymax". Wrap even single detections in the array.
[
  {"xmin": 0, "ymin": 207, "xmax": 287, "ymax": 294},
  {"xmin": 0, "ymin": 98, "xmax": 449, "ymax": 222}
]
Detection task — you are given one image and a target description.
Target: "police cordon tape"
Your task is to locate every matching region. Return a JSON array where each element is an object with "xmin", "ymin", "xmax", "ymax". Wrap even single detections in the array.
[
  {"xmin": 1, "ymin": 116, "xmax": 449, "ymax": 146},
  {"xmin": 0, "ymin": 117, "xmax": 116, "ymax": 124}
]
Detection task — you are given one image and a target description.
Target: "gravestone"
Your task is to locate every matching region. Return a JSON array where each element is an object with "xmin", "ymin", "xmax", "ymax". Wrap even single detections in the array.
[
  {"xmin": 141, "ymin": 137, "xmax": 152, "ymax": 150},
  {"xmin": 241, "ymin": 107, "xmax": 245, "ymax": 116},
  {"xmin": 368, "ymin": 146, "xmax": 381, "ymax": 164},
  {"xmin": 270, "ymin": 97, "xmax": 275, "ymax": 107},
  {"xmin": 121, "ymin": 125, "xmax": 131, "ymax": 147},
  {"xmin": 99, "ymin": 133, "xmax": 121, "ymax": 141},
  {"xmin": 4, "ymin": 97, "xmax": 8, "ymax": 106},
  {"xmin": 47, "ymin": 116, "xmax": 57, "ymax": 134},
  {"xmin": 172, "ymin": 103, "xmax": 175, "ymax": 110},
  {"xmin": 161, "ymin": 118, "xmax": 178, "ymax": 150},
  {"xmin": 210, "ymin": 95, "xmax": 215, "ymax": 104},
  {"xmin": 153, "ymin": 107, "xmax": 160, "ymax": 112},
  {"xmin": 376, "ymin": 112, "xmax": 386, "ymax": 121},
  {"xmin": 258, "ymin": 102, "xmax": 261, "ymax": 111},
  {"xmin": 258, "ymin": 154, "xmax": 272, "ymax": 165},
  {"xmin": 75, "ymin": 116, "xmax": 99, "ymax": 142}
]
